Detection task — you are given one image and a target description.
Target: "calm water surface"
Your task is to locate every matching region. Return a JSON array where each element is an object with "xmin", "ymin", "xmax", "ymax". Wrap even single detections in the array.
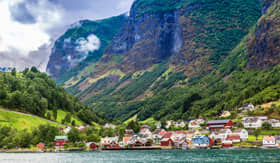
[{"xmin": 0, "ymin": 149, "xmax": 280, "ymax": 163}]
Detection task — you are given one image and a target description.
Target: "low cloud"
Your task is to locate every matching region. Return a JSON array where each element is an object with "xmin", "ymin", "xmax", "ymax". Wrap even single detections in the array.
[{"xmin": 76, "ymin": 35, "xmax": 101, "ymax": 54}]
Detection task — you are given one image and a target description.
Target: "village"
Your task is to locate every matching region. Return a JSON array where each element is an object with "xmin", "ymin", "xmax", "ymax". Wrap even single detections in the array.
[{"xmin": 45, "ymin": 103, "xmax": 280, "ymax": 152}]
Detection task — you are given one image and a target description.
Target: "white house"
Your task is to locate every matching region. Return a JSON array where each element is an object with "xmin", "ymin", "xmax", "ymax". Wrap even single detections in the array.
[
  {"xmin": 232, "ymin": 128, "xmax": 248, "ymax": 141},
  {"xmin": 154, "ymin": 122, "xmax": 162, "ymax": 129},
  {"xmin": 238, "ymin": 103, "xmax": 255, "ymax": 112},
  {"xmin": 188, "ymin": 118, "xmax": 205, "ymax": 129},
  {"xmin": 139, "ymin": 127, "xmax": 153, "ymax": 139},
  {"xmin": 63, "ymin": 126, "xmax": 72, "ymax": 134},
  {"xmin": 267, "ymin": 119, "xmax": 280, "ymax": 128},
  {"xmin": 210, "ymin": 129, "xmax": 232, "ymax": 141},
  {"xmin": 174, "ymin": 121, "xmax": 186, "ymax": 128},
  {"xmin": 242, "ymin": 117, "xmax": 267, "ymax": 128},
  {"xmin": 101, "ymin": 136, "xmax": 119, "ymax": 145},
  {"xmin": 166, "ymin": 120, "xmax": 173, "ymax": 129},
  {"xmin": 263, "ymin": 136, "xmax": 276, "ymax": 147}
]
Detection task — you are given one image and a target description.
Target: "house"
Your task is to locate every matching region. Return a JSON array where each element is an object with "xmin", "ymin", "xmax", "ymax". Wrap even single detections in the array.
[
  {"xmin": 140, "ymin": 125, "xmax": 151, "ymax": 131},
  {"xmin": 267, "ymin": 119, "xmax": 280, "ymax": 128},
  {"xmin": 222, "ymin": 140, "xmax": 232, "ymax": 148},
  {"xmin": 104, "ymin": 123, "xmax": 116, "ymax": 129},
  {"xmin": 191, "ymin": 136, "xmax": 211, "ymax": 148},
  {"xmin": 188, "ymin": 118, "xmax": 205, "ymax": 129},
  {"xmin": 139, "ymin": 126, "xmax": 152, "ymax": 139},
  {"xmin": 37, "ymin": 143, "xmax": 45, "ymax": 151},
  {"xmin": 238, "ymin": 103, "xmax": 255, "ymax": 112},
  {"xmin": 211, "ymin": 129, "xmax": 232, "ymax": 141},
  {"xmin": 275, "ymin": 136, "xmax": 280, "ymax": 147},
  {"xmin": 263, "ymin": 136, "xmax": 276, "ymax": 147},
  {"xmin": 206, "ymin": 120, "xmax": 233, "ymax": 130},
  {"xmin": 242, "ymin": 117, "xmax": 267, "ymax": 128},
  {"xmin": 101, "ymin": 136, "xmax": 119, "ymax": 145},
  {"xmin": 226, "ymin": 134, "xmax": 240, "ymax": 143},
  {"xmin": 232, "ymin": 128, "xmax": 248, "ymax": 141},
  {"xmin": 63, "ymin": 126, "xmax": 72, "ymax": 134},
  {"xmin": 154, "ymin": 122, "xmax": 162, "ymax": 129},
  {"xmin": 152, "ymin": 129, "xmax": 165, "ymax": 145},
  {"xmin": 54, "ymin": 136, "xmax": 69, "ymax": 148},
  {"xmin": 174, "ymin": 121, "xmax": 186, "ymax": 128},
  {"xmin": 123, "ymin": 137, "xmax": 132, "ymax": 146},
  {"xmin": 165, "ymin": 120, "xmax": 173, "ymax": 129},
  {"xmin": 161, "ymin": 138, "xmax": 174, "ymax": 147},
  {"xmin": 76, "ymin": 125, "xmax": 86, "ymax": 131},
  {"xmin": 125, "ymin": 129, "xmax": 134, "ymax": 137},
  {"xmin": 86, "ymin": 142, "xmax": 99, "ymax": 150}
]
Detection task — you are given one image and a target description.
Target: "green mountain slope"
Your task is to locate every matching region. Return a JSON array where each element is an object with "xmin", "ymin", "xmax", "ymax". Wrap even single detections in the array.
[
  {"xmin": 50, "ymin": 0, "xmax": 280, "ymax": 122},
  {"xmin": 0, "ymin": 68, "xmax": 106, "ymax": 125},
  {"xmin": 47, "ymin": 14, "xmax": 127, "ymax": 86}
]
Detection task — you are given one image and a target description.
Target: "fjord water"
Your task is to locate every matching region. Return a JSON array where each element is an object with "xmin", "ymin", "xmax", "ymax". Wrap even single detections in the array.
[{"xmin": 1, "ymin": 149, "xmax": 280, "ymax": 163}]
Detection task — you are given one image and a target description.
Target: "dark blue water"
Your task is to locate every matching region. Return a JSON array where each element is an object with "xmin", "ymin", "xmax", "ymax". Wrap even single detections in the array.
[{"xmin": 0, "ymin": 149, "xmax": 280, "ymax": 163}]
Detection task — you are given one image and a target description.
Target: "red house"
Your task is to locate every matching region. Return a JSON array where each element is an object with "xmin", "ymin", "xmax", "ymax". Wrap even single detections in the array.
[
  {"xmin": 206, "ymin": 120, "xmax": 233, "ymax": 130},
  {"xmin": 37, "ymin": 143, "xmax": 45, "ymax": 151},
  {"xmin": 140, "ymin": 125, "xmax": 150, "ymax": 131},
  {"xmin": 161, "ymin": 138, "xmax": 174, "ymax": 147},
  {"xmin": 54, "ymin": 136, "xmax": 69, "ymax": 148},
  {"xmin": 88, "ymin": 142, "xmax": 99, "ymax": 150}
]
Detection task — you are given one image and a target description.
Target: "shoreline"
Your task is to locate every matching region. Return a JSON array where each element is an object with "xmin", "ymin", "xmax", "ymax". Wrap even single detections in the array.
[{"xmin": 1, "ymin": 146, "xmax": 279, "ymax": 153}]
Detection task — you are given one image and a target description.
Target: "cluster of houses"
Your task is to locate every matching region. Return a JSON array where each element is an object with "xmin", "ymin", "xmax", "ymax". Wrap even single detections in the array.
[
  {"xmin": 242, "ymin": 116, "xmax": 280, "ymax": 128},
  {"xmin": 39, "ymin": 114, "xmax": 280, "ymax": 151}
]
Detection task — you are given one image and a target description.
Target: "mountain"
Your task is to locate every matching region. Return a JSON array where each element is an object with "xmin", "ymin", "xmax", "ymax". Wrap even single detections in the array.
[
  {"xmin": 48, "ymin": 0, "xmax": 280, "ymax": 122},
  {"xmin": 47, "ymin": 14, "xmax": 128, "ymax": 85},
  {"xmin": 0, "ymin": 68, "xmax": 106, "ymax": 126}
]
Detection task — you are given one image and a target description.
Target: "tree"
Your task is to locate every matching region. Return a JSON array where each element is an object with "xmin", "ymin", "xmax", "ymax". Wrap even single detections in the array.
[
  {"xmin": 262, "ymin": 122, "xmax": 272, "ymax": 130},
  {"xmin": 46, "ymin": 112, "xmax": 51, "ymax": 120},
  {"xmin": 253, "ymin": 129, "xmax": 261, "ymax": 141},
  {"xmin": 72, "ymin": 120, "xmax": 76, "ymax": 126},
  {"xmin": 64, "ymin": 113, "xmax": 72, "ymax": 123},
  {"xmin": 11, "ymin": 68, "xmax": 16, "ymax": 76},
  {"xmin": 30, "ymin": 66, "xmax": 39, "ymax": 73},
  {"xmin": 53, "ymin": 110, "xmax": 58, "ymax": 120},
  {"xmin": 68, "ymin": 128, "xmax": 81, "ymax": 143}
]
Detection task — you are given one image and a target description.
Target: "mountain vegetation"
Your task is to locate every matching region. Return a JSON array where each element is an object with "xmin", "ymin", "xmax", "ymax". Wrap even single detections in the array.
[
  {"xmin": 0, "ymin": 67, "xmax": 106, "ymax": 125},
  {"xmin": 48, "ymin": 0, "xmax": 280, "ymax": 122}
]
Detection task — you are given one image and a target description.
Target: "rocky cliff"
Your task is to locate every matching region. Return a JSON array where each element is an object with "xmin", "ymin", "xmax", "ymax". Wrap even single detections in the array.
[
  {"xmin": 47, "ymin": 15, "xmax": 127, "ymax": 84},
  {"xmin": 48, "ymin": 0, "xmax": 280, "ymax": 121}
]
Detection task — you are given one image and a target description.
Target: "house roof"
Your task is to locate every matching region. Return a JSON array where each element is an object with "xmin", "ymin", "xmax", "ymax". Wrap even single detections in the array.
[
  {"xmin": 55, "ymin": 136, "xmax": 68, "ymax": 141},
  {"xmin": 176, "ymin": 131, "xmax": 186, "ymax": 134},
  {"xmin": 207, "ymin": 120, "xmax": 230, "ymax": 125},
  {"xmin": 219, "ymin": 129, "xmax": 231, "ymax": 134},
  {"xmin": 209, "ymin": 125, "xmax": 225, "ymax": 128},
  {"xmin": 161, "ymin": 138, "xmax": 171, "ymax": 142},
  {"xmin": 123, "ymin": 137, "xmax": 132, "ymax": 142},
  {"xmin": 227, "ymin": 134, "xmax": 240, "ymax": 140},
  {"xmin": 163, "ymin": 132, "xmax": 173, "ymax": 138},
  {"xmin": 263, "ymin": 136, "xmax": 275, "ymax": 141}
]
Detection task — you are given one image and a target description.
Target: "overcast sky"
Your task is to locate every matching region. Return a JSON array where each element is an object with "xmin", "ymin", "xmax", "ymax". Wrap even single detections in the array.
[{"xmin": 0, "ymin": 0, "xmax": 134, "ymax": 71}]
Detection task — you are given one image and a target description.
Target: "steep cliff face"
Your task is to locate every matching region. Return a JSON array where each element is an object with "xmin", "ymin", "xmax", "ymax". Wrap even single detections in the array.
[
  {"xmin": 247, "ymin": 0, "xmax": 280, "ymax": 69},
  {"xmin": 46, "ymin": 15, "xmax": 127, "ymax": 84},
  {"xmin": 91, "ymin": 0, "xmax": 261, "ymax": 80},
  {"xmin": 49, "ymin": 0, "xmax": 280, "ymax": 121}
]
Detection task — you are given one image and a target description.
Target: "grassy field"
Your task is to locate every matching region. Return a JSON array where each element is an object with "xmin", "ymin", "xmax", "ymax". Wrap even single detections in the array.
[
  {"xmin": 45, "ymin": 110, "xmax": 84, "ymax": 126},
  {"xmin": 0, "ymin": 110, "xmax": 63, "ymax": 130},
  {"xmin": 248, "ymin": 135, "xmax": 265, "ymax": 141}
]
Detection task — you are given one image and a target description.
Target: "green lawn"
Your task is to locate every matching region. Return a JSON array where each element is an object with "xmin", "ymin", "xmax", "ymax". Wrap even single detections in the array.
[
  {"xmin": 46, "ymin": 110, "xmax": 84, "ymax": 126},
  {"xmin": 0, "ymin": 110, "xmax": 63, "ymax": 130},
  {"xmin": 248, "ymin": 135, "xmax": 265, "ymax": 141}
]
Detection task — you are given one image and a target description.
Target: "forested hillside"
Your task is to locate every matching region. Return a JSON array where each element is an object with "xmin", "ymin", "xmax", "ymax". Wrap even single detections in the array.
[
  {"xmin": 0, "ymin": 67, "xmax": 106, "ymax": 125},
  {"xmin": 48, "ymin": 0, "xmax": 280, "ymax": 122}
]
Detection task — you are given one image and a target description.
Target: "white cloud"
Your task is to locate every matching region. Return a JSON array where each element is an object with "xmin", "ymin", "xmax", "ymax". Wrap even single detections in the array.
[
  {"xmin": 0, "ymin": 0, "xmax": 134, "ymax": 72},
  {"xmin": 76, "ymin": 34, "xmax": 101, "ymax": 54}
]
